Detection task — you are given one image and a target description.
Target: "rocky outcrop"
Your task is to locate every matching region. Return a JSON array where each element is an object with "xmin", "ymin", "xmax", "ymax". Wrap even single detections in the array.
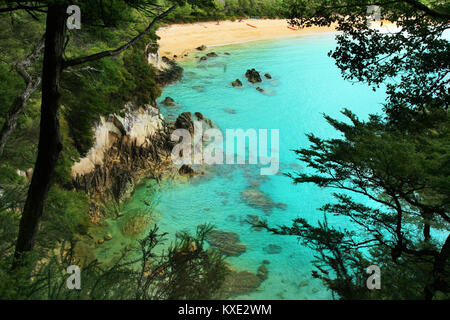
[
  {"xmin": 231, "ymin": 79, "xmax": 242, "ymax": 87},
  {"xmin": 245, "ymin": 69, "xmax": 262, "ymax": 83},
  {"xmin": 175, "ymin": 112, "xmax": 195, "ymax": 135},
  {"xmin": 155, "ymin": 57, "xmax": 183, "ymax": 86},
  {"xmin": 174, "ymin": 111, "xmax": 214, "ymax": 135},
  {"xmin": 71, "ymin": 104, "xmax": 177, "ymax": 222},
  {"xmin": 161, "ymin": 96, "xmax": 176, "ymax": 106},
  {"xmin": 148, "ymin": 51, "xmax": 183, "ymax": 86},
  {"xmin": 71, "ymin": 102, "xmax": 218, "ymax": 223},
  {"xmin": 179, "ymin": 164, "xmax": 195, "ymax": 176}
]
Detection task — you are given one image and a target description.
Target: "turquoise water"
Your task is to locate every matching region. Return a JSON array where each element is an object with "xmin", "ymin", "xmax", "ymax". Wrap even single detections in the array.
[{"xmin": 127, "ymin": 33, "xmax": 387, "ymax": 299}]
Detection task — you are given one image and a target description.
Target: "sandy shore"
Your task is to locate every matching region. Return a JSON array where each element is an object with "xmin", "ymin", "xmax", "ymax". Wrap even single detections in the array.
[{"xmin": 156, "ymin": 19, "xmax": 337, "ymax": 59}]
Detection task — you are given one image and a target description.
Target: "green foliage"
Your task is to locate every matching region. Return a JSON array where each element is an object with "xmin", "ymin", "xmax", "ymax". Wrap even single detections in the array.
[
  {"xmin": 122, "ymin": 38, "xmax": 162, "ymax": 106},
  {"xmin": 258, "ymin": 109, "xmax": 450, "ymax": 299},
  {"xmin": 162, "ymin": 0, "xmax": 286, "ymax": 22},
  {"xmin": 0, "ymin": 1, "xmax": 229, "ymax": 300},
  {"xmin": 0, "ymin": 12, "xmax": 43, "ymax": 181},
  {"xmin": 252, "ymin": 0, "xmax": 450, "ymax": 300},
  {"xmin": 284, "ymin": 0, "xmax": 450, "ymax": 126},
  {"xmin": 1, "ymin": 220, "xmax": 227, "ymax": 299},
  {"xmin": 39, "ymin": 186, "xmax": 91, "ymax": 249}
]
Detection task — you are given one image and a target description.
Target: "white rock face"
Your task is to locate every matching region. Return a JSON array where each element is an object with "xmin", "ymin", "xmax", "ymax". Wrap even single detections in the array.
[
  {"xmin": 71, "ymin": 105, "xmax": 164, "ymax": 176},
  {"xmin": 148, "ymin": 51, "xmax": 169, "ymax": 71}
]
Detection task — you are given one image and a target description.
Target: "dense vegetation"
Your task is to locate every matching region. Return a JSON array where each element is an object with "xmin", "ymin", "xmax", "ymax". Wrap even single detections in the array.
[
  {"xmin": 0, "ymin": 0, "xmax": 228, "ymax": 299},
  {"xmin": 256, "ymin": 0, "xmax": 450, "ymax": 299},
  {"xmin": 162, "ymin": 0, "xmax": 286, "ymax": 23},
  {"xmin": 0, "ymin": 0, "xmax": 448, "ymax": 301}
]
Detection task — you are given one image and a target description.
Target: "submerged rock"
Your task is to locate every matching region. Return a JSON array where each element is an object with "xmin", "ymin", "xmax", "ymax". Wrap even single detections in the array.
[
  {"xmin": 241, "ymin": 189, "xmax": 275, "ymax": 214},
  {"xmin": 231, "ymin": 79, "xmax": 242, "ymax": 87},
  {"xmin": 246, "ymin": 214, "xmax": 262, "ymax": 231},
  {"xmin": 206, "ymin": 229, "xmax": 246, "ymax": 256},
  {"xmin": 206, "ymin": 52, "xmax": 218, "ymax": 57},
  {"xmin": 245, "ymin": 69, "xmax": 262, "ymax": 83},
  {"xmin": 263, "ymin": 244, "xmax": 282, "ymax": 255},
  {"xmin": 264, "ymin": 73, "xmax": 272, "ymax": 79},
  {"xmin": 275, "ymin": 202, "xmax": 287, "ymax": 210},
  {"xmin": 256, "ymin": 87, "xmax": 264, "ymax": 93},
  {"xmin": 223, "ymin": 108, "xmax": 237, "ymax": 114},
  {"xmin": 299, "ymin": 280, "xmax": 309, "ymax": 288},
  {"xmin": 257, "ymin": 265, "xmax": 269, "ymax": 280},
  {"xmin": 196, "ymin": 45, "xmax": 207, "ymax": 51},
  {"xmin": 120, "ymin": 215, "xmax": 150, "ymax": 238},
  {"xmin": 192, "ymin": 85, "xmax": 205, "ymax": 92},
  {"xmin": 217, "ymin": 270, "xmax": 263, "ymax": 298}
]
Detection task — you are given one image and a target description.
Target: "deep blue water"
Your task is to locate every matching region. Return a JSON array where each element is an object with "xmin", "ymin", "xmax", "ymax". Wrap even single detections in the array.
[{"xmin": 126, "ymin": 33, "xmax": 387, "ymax": 299}]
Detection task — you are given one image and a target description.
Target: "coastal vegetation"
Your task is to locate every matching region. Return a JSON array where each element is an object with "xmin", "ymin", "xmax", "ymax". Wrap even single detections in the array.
[
  {"xmin": 0, "ymin": 0, "xmax": 231, "ymax": 299},
  {"xmin": 162, "ymin": 0, "xmax": 286, "ymax": 23},
  {"xmin": 0, "ymin": 0, "xmax": 448, "ymax": 301},
  {"xmin": 255, "ymin": 0, "xmax": 450, "ymax": 300}
]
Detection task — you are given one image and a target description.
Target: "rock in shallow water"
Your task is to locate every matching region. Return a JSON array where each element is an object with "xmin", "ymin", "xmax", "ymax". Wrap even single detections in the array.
[
  {"xmin": 245, "ymin": 69, "xmax": 262, "ymax": 83},
  {"xmin": 206, "ymin": 229, "xmax": 246, "ymax": 256},
  {"xmin": 217, "ymin": 270, "xmax": 263, "ymax": 298},
  {"xmin": 231, "ymin": 79, "xmax": 242, "ymax": 87},
  {"xmin": 224, "ymin": 108, "xmax": 237, "ymax": 114},
  {"xmin": 257, "ymin": 265, "xmax": 269, "ymax": 280},
  {"xmin": 241, "ymin": 189, "xmax": 275, "ymax": 214},
  {"xmin": 178, "ymin": 164, "xmax": 195, "ymax": 176},
  {"xmin": 161, "ymin": 96, "xmax": 176, "ymax": 106},
  {"xmin": 263, "ymin": 244, "xmax": 282, "ymax": 254}
]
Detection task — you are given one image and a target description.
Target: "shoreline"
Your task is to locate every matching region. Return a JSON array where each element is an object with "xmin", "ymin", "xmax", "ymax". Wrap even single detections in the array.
[{"xmin": 156, "ymin": 19, "xmax": 337, "ymax": 60}]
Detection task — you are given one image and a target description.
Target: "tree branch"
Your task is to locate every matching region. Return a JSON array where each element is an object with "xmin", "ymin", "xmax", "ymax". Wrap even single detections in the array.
[
  {"xmin": 63, "ymin": 5, "xmax": 177, "ymax": 68},
  {"xmin": 0, "ymin": 36, "xmax": 45, "ymax": 158},
  {"xmin": 402, "ymin": 0, "xmax": 450, "ymax": 20}
]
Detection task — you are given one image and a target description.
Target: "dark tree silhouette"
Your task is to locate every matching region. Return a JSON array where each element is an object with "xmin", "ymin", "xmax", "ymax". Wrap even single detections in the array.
[{"xmin": 0, "ymin": 0, "xmax": 211, "ymax": 269}]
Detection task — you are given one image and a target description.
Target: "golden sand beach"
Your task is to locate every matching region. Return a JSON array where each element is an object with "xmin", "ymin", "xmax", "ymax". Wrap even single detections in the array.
[{"xmin": 156, "ymin": 19, "xmax": 337, "ymax": 59}]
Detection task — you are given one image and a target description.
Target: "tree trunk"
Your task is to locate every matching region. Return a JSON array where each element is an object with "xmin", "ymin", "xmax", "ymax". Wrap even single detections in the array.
[
  {"xmin": 13, "ymin": 4, "xmax": 66, "ymax": 268},
  {"xmin": 423, "ymin": 223, "xmax": 431, "ymax": 242}
]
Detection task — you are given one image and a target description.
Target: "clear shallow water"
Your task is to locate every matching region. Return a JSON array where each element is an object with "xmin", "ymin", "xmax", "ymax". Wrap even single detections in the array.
[{"xmin": 125, "ymin": 33, "xmax": 387, "ymax": 299}]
